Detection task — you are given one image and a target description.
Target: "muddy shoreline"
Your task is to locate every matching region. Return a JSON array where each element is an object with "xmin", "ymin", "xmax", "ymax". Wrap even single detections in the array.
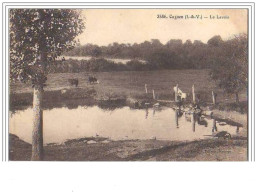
[{"xmin": 9, "ymin": 133, "xmax": 247, "ymax": 161}]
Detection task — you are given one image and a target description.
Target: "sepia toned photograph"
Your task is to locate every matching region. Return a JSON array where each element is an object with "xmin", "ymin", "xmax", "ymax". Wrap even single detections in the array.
[{"xmin": 9, "ymin": 8, "xmax": 248, "ymax": 161}]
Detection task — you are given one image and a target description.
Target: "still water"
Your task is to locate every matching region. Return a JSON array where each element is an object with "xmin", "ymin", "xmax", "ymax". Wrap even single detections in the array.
[
  {"xmin": 9, "ymin": 106, "xmax": 240, "ymax": 144},
  {"xmin": 60, "ymin": 56, "xmax": 146, "ymax": 64}
]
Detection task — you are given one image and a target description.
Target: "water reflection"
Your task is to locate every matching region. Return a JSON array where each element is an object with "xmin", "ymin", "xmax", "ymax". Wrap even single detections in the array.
[
  {"xmin": 175, "ymin": 109, "xmax": 183, "ymax": 128},
  {"xmin": 212, "ymin": 119, "xmax": 218, "ymax": 132},
  {"xmin": 236, "ymin": 126, "xmax": 240, "ymax": 134},
  {"xmin": 185, "ymin": 112, "xmax": 191, "ymax": 122},
  {"xmin": 145, "ymin": 107, "xmax": 149, "ymax": 119},
  {"xmin": 10, "ymin": 98, "xmax": 127, "ymax": 114},
  {"xmin": 10, "ymin": 106, "xmax": 240, "ymax": 145},
  {"xmin": 191, "ymin": 113, "xmax": 196, "ymax": 132},
  {"xmin": 175, "ymin": 110, "xmax": 178, "ymax": 128}
]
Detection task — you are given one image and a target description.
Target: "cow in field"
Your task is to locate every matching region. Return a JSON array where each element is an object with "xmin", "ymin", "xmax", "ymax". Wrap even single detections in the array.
[
  {"xmin": 68, "ymin": 78, "xmax": 79, "ymax": 87},
  {"xmin": 88, "ymin": 76, "xmax": 99, "ymax": 84}
]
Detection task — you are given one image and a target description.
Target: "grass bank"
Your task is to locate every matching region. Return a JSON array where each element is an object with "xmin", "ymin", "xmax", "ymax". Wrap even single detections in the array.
[{"xmin": 10, "ymin": 70, "xmax": 247, "ymax": 110}]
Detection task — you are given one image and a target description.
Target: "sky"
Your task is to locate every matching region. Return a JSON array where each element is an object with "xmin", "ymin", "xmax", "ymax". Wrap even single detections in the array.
[{"xmin": 77, "ymin": 9, "xmax": 248, "ymax": 46}]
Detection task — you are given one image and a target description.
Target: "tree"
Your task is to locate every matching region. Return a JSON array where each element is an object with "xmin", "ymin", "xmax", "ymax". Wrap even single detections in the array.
[
  {"xmin": 209, "ymin": 34, "xmax": 247, "ymax": 103},
  {"xmin": 207, "ymin": 35, "xmax": 223, "ymax": 47},
  {"xmin": 193, "ymin": 40, "xmax": 204, "ymax": 46},
  {"xmin": 146, "ymin": 48, "xmax": 180, "ymax": 69},
  {"xmin": 10, "ymin": 9, "xmax": 85, "ymax": 160}
]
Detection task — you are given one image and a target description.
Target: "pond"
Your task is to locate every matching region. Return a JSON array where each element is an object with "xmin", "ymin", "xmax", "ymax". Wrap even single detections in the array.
[
  {"xmin": 59, "ymin": 56, "xmax": 147, "ymax": 64},
  {"xmin": 9, "ymin": 105, "xmax": 241, "ymax": 145}
]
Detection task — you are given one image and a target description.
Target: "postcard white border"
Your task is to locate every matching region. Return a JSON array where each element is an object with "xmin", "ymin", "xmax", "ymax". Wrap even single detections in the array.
[{"xmin": 0, "ymin": 1, "xmax": 256, "ymax": 195}]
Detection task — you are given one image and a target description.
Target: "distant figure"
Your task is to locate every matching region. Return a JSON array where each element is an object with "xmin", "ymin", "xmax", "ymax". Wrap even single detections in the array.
[
  {"xmin": 62, "ymin": 57, "xmax": 66, "ymax": 62},
  {"xmin": 177, "ymin": 109, "xmax": 183, "ymax": 117},
  {"xmin": 185, "ymin": 112, "xmax": 192, "ymax": 122},
  {"xmin": 193, "ymin": 104, "xmax": 202, "ymax": 117},
  {"xmin": 88, "ymin": 76, "xmax": 99, "ymax": 84},
  {"xmin": 173, "ymin": 86, "xmax": 187, "ymax": 101},
  {"xmin": 197, "ymin": 117, "xmax": 208, "ymax": 127},
  {"xmin": 68, "ymin": 78, "xmax": 79, "ymax": 87},
  {"xmin": 61, "ymin": 89, "xmax": 67, "ymax": 94}
]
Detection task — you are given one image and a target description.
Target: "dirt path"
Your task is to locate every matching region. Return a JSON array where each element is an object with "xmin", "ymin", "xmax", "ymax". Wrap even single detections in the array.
[{"xmin": 9, "ymin": 134, "xmax": 247, "ymax": 161}]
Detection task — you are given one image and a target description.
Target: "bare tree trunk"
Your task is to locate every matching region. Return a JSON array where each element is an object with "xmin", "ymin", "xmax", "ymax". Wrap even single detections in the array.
[
  {"xmin": 235, "ymin": 92, "xmax": 239, "ymax": 104},
  {"xmin": 31, "ymin": 84, "xmax": 44, "ymax": 160},
  {"xmin": 31, "ymin": 10, "xmax": 47, "ymax": 161}
]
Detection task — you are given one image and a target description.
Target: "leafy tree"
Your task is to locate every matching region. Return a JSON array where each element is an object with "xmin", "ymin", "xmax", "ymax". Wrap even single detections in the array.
[
  {"xmin": 166, "ymin": 39, "xmax": 183, "ymax": 49},
  {"xmin": 62, "ymin": 34, "xmax": 245, "ymax": 72},
  {"xmin": 10, "ymin": 9, "xmax": 85, "ymax": 160},
  {"xmin": 184, "ymin": 39, "xmax": 193, "ymax": 47},
  {"xmin": 209, "ymin": 34, "xmax": 247, "ymax": 103},
  {"xmin": 147, "ymin": 48, "xmax": 179, "ymax": 69},
  {"xmin": 193, "ymin": 40, "xmax": 204, "ymax": 46},
  {"xmin": 207, "ymin": 35, "xmax": 223, "ymax": 47}
]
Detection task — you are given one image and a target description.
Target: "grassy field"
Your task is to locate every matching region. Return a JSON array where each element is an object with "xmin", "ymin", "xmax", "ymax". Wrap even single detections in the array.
[{"xmin": 11, "ymin": 69, "xmax": 247, "ymax": 104}]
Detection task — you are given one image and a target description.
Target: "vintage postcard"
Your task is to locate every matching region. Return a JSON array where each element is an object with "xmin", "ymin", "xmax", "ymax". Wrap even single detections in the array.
[
  {"xmin": 5, "ymin": 5, "xmax": 251, "ymax": 162},
  {"xmin": 1, "ymin": 2, "xmax": 256, "ymax": 195}
]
